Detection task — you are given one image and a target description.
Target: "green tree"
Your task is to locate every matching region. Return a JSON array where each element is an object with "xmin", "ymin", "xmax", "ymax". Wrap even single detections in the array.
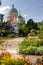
[
  {"xmin": 37, "ymin": 21, "xmax": 43, "ymax": 30},
  {"xmin": 17, "ymin": 15, "xmax": 25, "ymax": 36},
  {"xmin": 21, "ymin": 24, "xmax": 29, "ymax": 36},
  {"xmin": 0, "ymin": 22, "xmax": 13, "ymax": 37},
  {"xmin": 27, "ymin": 19, "xmax": 38, "ymax": 30}
]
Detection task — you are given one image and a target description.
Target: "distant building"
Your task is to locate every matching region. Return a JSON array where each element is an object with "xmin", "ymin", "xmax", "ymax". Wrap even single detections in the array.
[
  {"xmin": 7, "ymin": 4, "xmax": 18, "ymax": 33},
  {"xmin": 0, "ymin": 0, "xmax": 25, "ymax": 35},
  {"xmin": 7, "ymin": 4, "xmax": 18, "ymax": 24},
  {"xmin": 18, "ymin": 15, "xmax": 25, "ymax": 24}
]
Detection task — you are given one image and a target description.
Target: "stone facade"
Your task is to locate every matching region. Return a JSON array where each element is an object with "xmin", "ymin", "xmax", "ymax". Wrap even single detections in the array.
[{"xmin": 7, "ymin": 4, "xmax": 18, "ymax": 33}]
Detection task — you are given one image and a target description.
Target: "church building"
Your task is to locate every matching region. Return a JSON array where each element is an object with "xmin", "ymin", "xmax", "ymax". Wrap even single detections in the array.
[{"xmin": 7, "ymin": 4, "xmax": 18, "ymax": 33}]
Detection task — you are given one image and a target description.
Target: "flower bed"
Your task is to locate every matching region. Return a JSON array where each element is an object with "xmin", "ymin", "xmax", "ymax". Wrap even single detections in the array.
[
  {"xmin": 0, "ymin": 52, "xmax": 31, "ymax": 65},
  {"xmin": 0, "ymin": 52, "xmax": 43, "ymax": 65}
]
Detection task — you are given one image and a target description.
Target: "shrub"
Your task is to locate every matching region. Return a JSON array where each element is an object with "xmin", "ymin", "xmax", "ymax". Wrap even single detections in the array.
[
  {"xmin": 18, "ymin": 39, "xmax": 43, "ymax": 55},
  {"xmin": 18, "ymin": 40, "xmax": 30, "ymax": 54},
  {"xmin": 38, "ymin": 31, "xmax": 43, "ymax": 39},
  {"xmin": 0, "ymin": 52, "xmax": 31, "ymax": 65},
  {"xmin": 36, "ymin": 46, "xmax": 43, "ymax": 55},
  {"xmin": 27, "ymin": 46, "xmax": 37, "ymax": 55},
  {"xmin": 27, "ymin": 32, "xmax": 36, "ymax": 37}
]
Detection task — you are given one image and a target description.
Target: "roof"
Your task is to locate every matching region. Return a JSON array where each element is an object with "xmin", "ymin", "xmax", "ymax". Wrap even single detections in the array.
[{"xmin": 9, "ymin": 4, "xmax": 18, "ymax": 14}]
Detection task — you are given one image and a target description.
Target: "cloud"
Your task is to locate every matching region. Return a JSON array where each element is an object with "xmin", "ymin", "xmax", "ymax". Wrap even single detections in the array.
[
  {"xmin": 24, "ymin": 14, "xmax": 28, "ymax": 18},
  {"xmin": 0, "ymin": 6, "xmax": 10, "ymax": 14}
]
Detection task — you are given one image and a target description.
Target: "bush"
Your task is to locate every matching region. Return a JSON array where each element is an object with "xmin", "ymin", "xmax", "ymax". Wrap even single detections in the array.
[
  {"xmin": 18, "ymin": 40, "xmax": 30, "ymax": 54},
  {"xmin": 38, "ymin": 31, "xmax": 43, "ymax": 39},
  {"xmin": 18, "ymin": 39, "xmax": 43, "ymax": 55},
  {"xmin": 36, "ymin": 46, "xmax": 43, "ymax": 55},
  {"xmin": 27, "ymin": 32, "xmax": 36, "ymax": 37},
  {"xmin": 0, "ymin": 52, "xmax": 31, "ymax": 65},
  {"xmin": 24, "ymin": 46, "xmax": 37, "ymax": 55}
]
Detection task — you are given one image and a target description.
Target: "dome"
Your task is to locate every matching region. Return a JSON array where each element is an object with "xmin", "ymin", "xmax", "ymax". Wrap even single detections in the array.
[
  {"xmin": 7, "ymin": 4, "xmax": 18, "ymax": 23},
  {"xmin": 9, "ymin": 4, "xmax": 18, "ymax": 15},
  {"xmin": 18, "ymin": 15, "xmax": 22, "ymax": 18}
]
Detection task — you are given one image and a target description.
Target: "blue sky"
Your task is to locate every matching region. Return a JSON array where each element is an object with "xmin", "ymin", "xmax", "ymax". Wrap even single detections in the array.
[{"xmin": 0, "ymin": 0, "xmax": 43, "ymax": 22}]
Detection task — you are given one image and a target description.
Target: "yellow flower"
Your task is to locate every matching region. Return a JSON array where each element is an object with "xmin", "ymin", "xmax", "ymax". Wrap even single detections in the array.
[{"xmin": 24, "ymin": 63, "xmax": 28, "ymax": 65}]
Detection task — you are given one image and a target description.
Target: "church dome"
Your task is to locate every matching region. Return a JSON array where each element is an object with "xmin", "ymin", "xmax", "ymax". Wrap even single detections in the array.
[
  {"xmin": 9, "ymin": 4, "xmax": 18, "ymax": 16},
  {"xmin": 7, "ymin": 4, "xmax": 18, "ymax": 23}
]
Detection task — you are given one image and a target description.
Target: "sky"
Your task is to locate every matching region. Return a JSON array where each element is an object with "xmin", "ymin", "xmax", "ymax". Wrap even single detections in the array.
[{"xmin": 0, "ymin": 0, "xmax": 43, "ymax": 22}]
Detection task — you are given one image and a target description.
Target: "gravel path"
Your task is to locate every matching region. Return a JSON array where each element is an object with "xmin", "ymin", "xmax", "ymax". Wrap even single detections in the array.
[
  {"xmin": 3, "ymin": 37, "xmax": 24, "ymax": 53},
  {"xmin": 1, "ymin": 37, "xmax": 42, "ymax": 65}
]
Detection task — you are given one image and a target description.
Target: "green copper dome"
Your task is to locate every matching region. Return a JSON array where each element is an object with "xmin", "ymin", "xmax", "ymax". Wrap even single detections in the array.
[{"xmin": 9, "ymin": 4, "xmax": 18, "ymax": 14}]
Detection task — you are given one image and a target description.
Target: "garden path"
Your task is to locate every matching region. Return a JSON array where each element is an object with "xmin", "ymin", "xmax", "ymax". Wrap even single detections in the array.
[{"xmin": 2, "ymin": 37, "xmax": 41, "ymax": 65}]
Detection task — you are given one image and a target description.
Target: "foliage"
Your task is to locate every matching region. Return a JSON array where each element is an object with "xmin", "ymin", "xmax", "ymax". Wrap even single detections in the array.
[
  {"xmin": 0, "ymin": 52, "xmax": 31, "ymax": 65},
  {"xmin": 0, "ymin": 22, "xmax": 16, "ymax": 37},
  {"xmin": 17, "ymin": 18, "xmax": 43, "ymax": 37},
  {"xmin": 38, "ymin": 30, "xmax": 43, "ymax": 39},
  {"xmin": 18, "ymin": 39, "xmax": 43, "ymax": 55},
  {"xmin": 36, "ymin": 46, "xmax": 43, "ymax": 55},
  {"xmin": 21, "ymin": 24, "xmax": 29, "ymax": 36},
  {"xmin": 17, "ymin": 24, "xmax": 29, "ymax": 37},
  {"xmin": 17, "ymin": 15, "xmax": 29, "ymax": 37},
  {"xmin": 0, "ymin": 18, "xmax": 43, "ymax": 37},
  {"xmin": 17, "ymin": 18, "xmax": 38, "ymax": 37},
  {"xmin": 37, "ymin": 21, "xmax": 43, "ymax": 30},
  {"xmin": 27, "ymin": 19, "xmax": 38, "ymax": 30},
  {"xmin": 27, "ymin": 32, "xmax": 36, "ymax": 37}
]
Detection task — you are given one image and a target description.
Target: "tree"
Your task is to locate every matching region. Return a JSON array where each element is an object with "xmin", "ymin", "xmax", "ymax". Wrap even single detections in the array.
[
  {"xmin": 21, "ymin": 24, "xmax": 29, "ymax": 36},
  {"xmin": 17, "ymin": 15, "xmax": 26, "ymax": 36},
  {"xmin": 27, "ymin": 19, "xmax": 38, "ymax": 31},
  {"xmin": 0, "ymin": 22, "xmax": 13, "ymax": 37}
]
